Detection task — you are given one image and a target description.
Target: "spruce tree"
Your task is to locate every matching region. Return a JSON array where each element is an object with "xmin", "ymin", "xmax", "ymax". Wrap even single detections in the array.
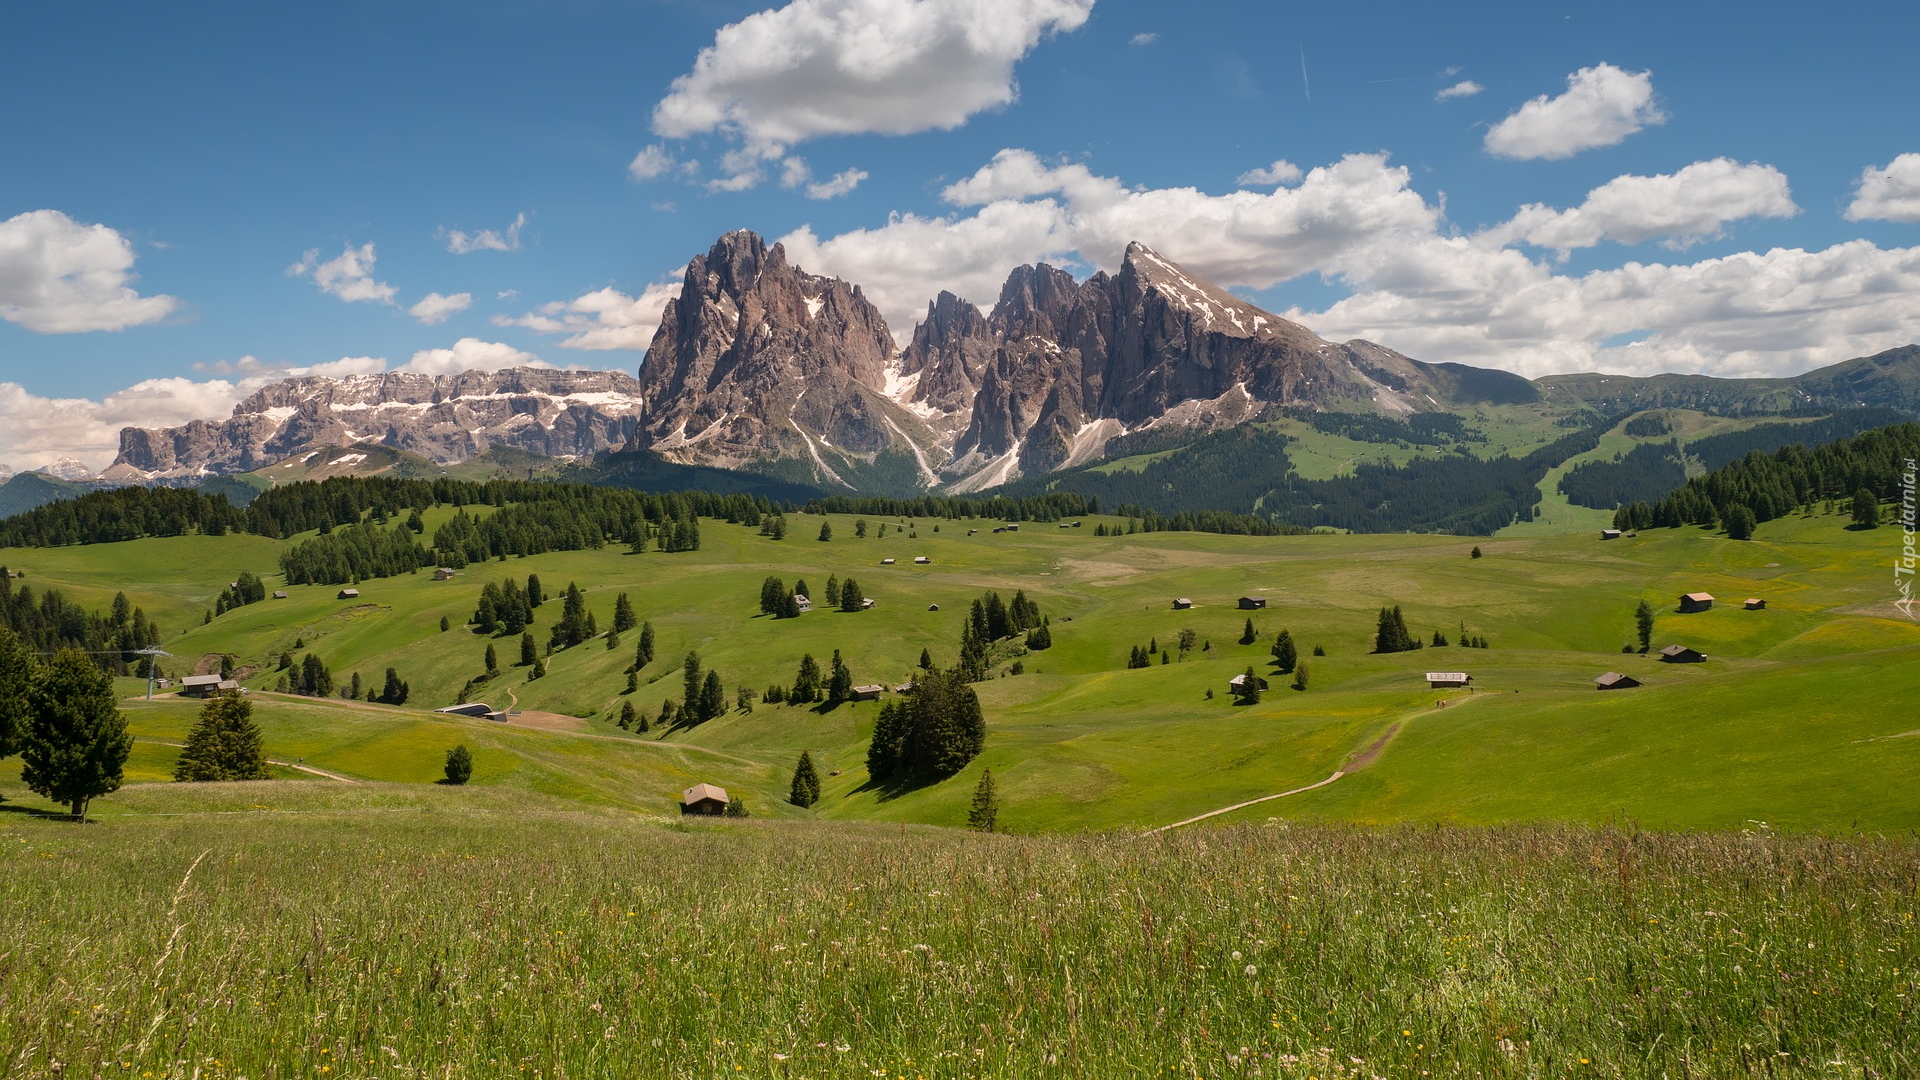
[
  {"xmin": 619, "ymin": 701, "xmax": 638, "ymax": 729},
  {"xmin": 793, "ymin": 654, "xmax": 822, "ymax": 702},
  {"xmin": 1291, "ymin": 661, "xmax": 1310, "ymax": 692},
  {"xmin": 519, "ymin": 632, "xmax": 537, "ymax": 667},
  {"xmin": 349, "ymin": 672, "xmax": 363, "ymax": 701},
  {"xmin": 380, "ymin": 668, "xmax": 408, "ymax": 705},
  {"xmin": 682, "ymin": 652, "xmax": 703, "ymax": 715},
  {"xmin": 866, "ymin": 700, "xmax": 906, "ymax": 781},
  {"xmin": 827, "ymin": 650, "xmax": 854, "ymax": 704},
  {"xmin": 967, "ymin": 768, "xmax": 999, "ymax": 832},
  {"xmin": 825, "ymin": 575, "xmax": 841, "ymax": 606},
  {"xmin": 699, "ymin": 670, "xmax": 725, "ymax": 723},
  {"xmin": 613, "ymin": 593, "xmax": 636, "ymax": 633},
  {"xmin": 625, "ymin": 670, "xmax": 639, "ymax": 694},
  {"xmin": 789, "ymin": 751, "xmax": 821, "ymax": 808},
  {"xmin": 900, "ymin": 668, "xmax": 984, "ymax": 779},
  {"xmin": 1635, "ymin": 600, "xmax": 1655, "ymax": 653},
  {"xmin": 637, "ymin": 622, "xmax": 655, "ymax": 667},
  {"xmin": 919, "ymin": 647, "xmax": 933, "ymax": 670},
  {"xmin": 443, "ymin": 745, "xmax": 473, "ymax": 785},
  {"xmin": 818, "ymin": 521, "xmax": 833, "ymax": 542},
  {"xmin": 21, "ymin": 650, "xmax": 132, "ymax": 822},
  {"xmin": 1240, "ymin": 618, "xmax": 1257, "ymax": 645},
  {"xmin": 174, "ymin": 694, "xmax": 268, "ymax": 782},
  {"xmin": 526, "ymin": 575, "xmax": 544, "ymax": 608},
  {"xmin": 839, "ymin": 577, "xmax": 865, "ymax": 612},
  {"xmin": 1725, "ymin": 503, "xmax": 1757, "ymax": 540},
  {"xmin": 1270, "ymin": 629, "xmax": 1297, "ymax": 673}
]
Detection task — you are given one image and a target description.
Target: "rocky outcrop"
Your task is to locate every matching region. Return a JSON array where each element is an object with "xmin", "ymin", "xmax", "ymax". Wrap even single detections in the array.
[
  {"xmin": 895, "ymin": 291, "xmax": 997, "ymax": 437},
  {"xmin": 112, "ymin": 369, "xmax": 643, "ymax": 479},
  {"xmin": 627, "ymin": 231, "xmax": 941, "ymax": 488}
]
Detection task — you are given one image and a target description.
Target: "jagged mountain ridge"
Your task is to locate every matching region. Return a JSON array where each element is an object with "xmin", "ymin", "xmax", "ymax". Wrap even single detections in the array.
[
  {"xmin": 111, "ymin": 369, "xmax": 645, "ymax": 480},
  {"xmin": 624, "ymin": 231, "xmax": 1537, "ymax": 491}
]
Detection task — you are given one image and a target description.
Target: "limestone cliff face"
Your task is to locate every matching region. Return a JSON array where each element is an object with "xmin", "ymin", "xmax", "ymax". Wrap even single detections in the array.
[
  {"xmin": 111, "ymin": 369, "xmax": 643, "ymax": 479},
  {"xmin": 895, "ymin": 291, "xmax": 997, "ymax": 438},
  {"xmin": 627, "ymin": 230, "xmax": 941, "ymax": 488}
]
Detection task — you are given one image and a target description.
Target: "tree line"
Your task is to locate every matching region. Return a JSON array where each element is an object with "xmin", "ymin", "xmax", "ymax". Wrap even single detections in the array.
[
  {"xmin": 0, "ymin": 571, "xmax": 163, "ymax": 675},
  {"xmin": 1613, "ymin": 422, "xmax": 1920, "ymax": 533}
]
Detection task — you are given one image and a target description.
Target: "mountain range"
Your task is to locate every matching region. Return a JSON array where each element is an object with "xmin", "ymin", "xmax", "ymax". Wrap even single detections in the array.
[{"xmin": 96, "ymin": 229, "xmax": 1920, "ymax": 499}]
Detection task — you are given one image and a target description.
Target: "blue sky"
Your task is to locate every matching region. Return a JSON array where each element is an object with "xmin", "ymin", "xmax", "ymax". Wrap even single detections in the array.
[{"xmin": 2, "ymin": 0, "xmax": 1918, "ymax": 469}]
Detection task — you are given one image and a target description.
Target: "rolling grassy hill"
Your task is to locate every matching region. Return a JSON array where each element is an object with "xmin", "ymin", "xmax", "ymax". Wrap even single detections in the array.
[{"xmin": 2, "ymin": 500, "xmax": 1916, "ymax": 833}]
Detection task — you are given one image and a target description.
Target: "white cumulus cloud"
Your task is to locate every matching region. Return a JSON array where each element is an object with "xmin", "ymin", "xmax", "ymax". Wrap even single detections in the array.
[
  {"xmin": 1236, "ymin": 160, "xmax": 1303, "ymax": 187},
  {"xmin": 442, "ymin": 213, "xmax": 526, "ymax": 253},
  {"xmin": 1484, "ymin": 158, "xmax": 1798, "ymax": 254},
  {"xmin": 497, "ymin": 283, "xmax": 682, "ymax": 351},
  {"xmin": 402, "ymin": 337, "xmax": 544, "ymax": 376},
  {"xmin": 781, "ymin": 147, "xmax": 1920, "ymax": 380},
  {"xmin": 288, "ymin": 243, "xmax": 397, "ymax": 305},
  {"xmin": 781, "ymin": 157, "xmax": 872, "ymax": 199},
  {"xmin": 1845, "ymin": 153, "xmax": 1920, "ymax": 223},
  {"xmin": 648, "ymin": 0, "xmax": 1093, "ymax": 188},
  {"xmin": 0, "ymin": 210, "xmax": 178, "ymax": 333},
  {"xmin": 1435, "ymin": 79, "xmax": 1482, "ymax": 101},
  {"xmin": 1484, "ymin": 63, "xmax": 1665, "ymax": 160},
  {"xmin": 1130, "ymin": 32, "xmax": 1157, "ymax": 45},
  {"xmin": 409, "ymin": 291, "xmax": 473, "ymax": 325},
  {"xmin": 0, "ymin": 376, "xmax": 247, "ymax": 474}
]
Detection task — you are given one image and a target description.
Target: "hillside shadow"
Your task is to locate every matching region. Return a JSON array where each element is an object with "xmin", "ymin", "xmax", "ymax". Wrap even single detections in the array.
[{"xmin": 0, "ymin": 801, "xmax": 75, "ymax": 821}]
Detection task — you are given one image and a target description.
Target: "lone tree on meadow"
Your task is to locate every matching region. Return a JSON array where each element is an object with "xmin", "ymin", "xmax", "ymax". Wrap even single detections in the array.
[
  {"xmin": 1270, "ymin": 629, "xmax": 1298, "ymax": 673},
  {"xmin": 635, "ymin": 621, "xmax": 655, "ymax": 669},
  {"xmin": 866, "ymin": 668, "xmax": 985, "ymax": 784},
  {"xmin": 818, "ymin": 521, "xmax": 833, "ymax": 542},
  {"xmin": 379, "ymin": 668, "xmax": 410, "ymax": 706},
  {"xmin": 1291, "ymin": 661, "xmax": 1310, "ymax": 692},
  {"xmin": 1635, "ymin": 600, "xmax": 1655, "ymax": 653},
  {"xmin": 826, "ymin": 650, "xmax": 854, "ymax": 704},
  {"xmin": 612, "ymin": 593, "xmax": 636, "ymax": 634},
  {"xmin": 1240, "ymin": 618, "xmax": 1257, "ymax": 645},
  {"xmin": 789, "ymin": 750, "xmax": 821, "ymax": 808},
  {"xmin": 1372, "ymin": 606, "xmax": 1419, "ymax": 654},
  {"xmin": 967, "ymin": 768, "xmax": 1000, "ymax": 832},
  {"xmin": 443, "ymin": 745, "xmax": 473, "ymax": 785},
  {"xmin": 839, "ymin": 577, "xmax": 866, "ymax": 612},
  {"xmin": 21, "ymin": 650, "xmax": 132, "ymax": 822},
  {"xmin": 1852, "ymin": 488, "xmax": 1880, "ymax": 528},
  {"xmin": 174, "ymin": 693, "xmax": 269, "ymax": 782},
  {"xmin": 519, "ymin": 632, "xmax": 537, "ymax": 667},
  {"xmin": 484, "ymin": 643, "xmax": 499, "ymax": 674}
]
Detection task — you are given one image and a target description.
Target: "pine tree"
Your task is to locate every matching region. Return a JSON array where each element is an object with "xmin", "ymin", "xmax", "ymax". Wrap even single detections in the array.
[
  {"xmin": 1240, "ymin": 618, "xmax": 1257, "ymax": 645},
  {"xmin": 839, "ymin": 577, "xmax": 865, "ymax": 612},
  {"xmin": 173, "ymin": 694, "xmax": 268, "ymax": 782},
  {"xmin": 605, "ymin": 628, "xmax": 621, "ymax": 651},
  {"xmin": 637, "ymin": 622, "xmax": 655, "ymax": 668},
  {"xmin": 1635, "ymin": 601, "xmax": 1655, "ymax": 653},
  {"xmin": 1236, "ymin": 665, "xmax": 1262, "ymax": 704},
  {"xmin": 794, "ymin": 579, "xmax": 811, "ymax": 603},
  {"xmin": 1270, "ymin": 629, "xmax": 1297, "ymax": 673},
  {"xmin": 1470, "ymin": 546, "xmax": 1483, "ymax": 559},
  {"xmin": 440, "ymin": 615, "xmax": 451, "ymax": 632},
  {"xmin": 760, "ymin": 574, "xmax": 785, "ymax": 615},
  {"xmin": 966, "ymin": 768, "xmax": 999, "ymax": 832},
  {"xmin": 380, "ymin": 668, "xmax": 409, "ymax": 705},
  {"xmin": 867, "ymin": 700, "xmax": 905, "ymax": 780},
  {"xmin": 300, "ymin": 654, "xmax": 333, "ymax": 698},
  {"xmin": 529, "ymin": 658, "xmax": 546, "ymax": 681},
  {"xmin": 827, "ymin": 649, "xmax": 854, "ymax": 704},
  {"xmin": 1291, "ymin": 661, "xmax": 1310, "ymax": 692},
  {"xmin": 619, "ymin": 701, "xmax": 637, "ymax": 729},
  {"xmin": 825, "ymin": 575, "xmax": 841, "ymax": 606},
  {"xmin": 525, "ymin": 574, "xmax": 544, "ymax": 608},
  {"xmin": 919, "ymin": 647, "xmax": 933, "ymax": 670},
  {"xmin": 682, "ymin": 652, "xmax": 703, "ymax": 715},
  {"xmin": 612, "ymin": 593, "xmax": 636, "ymax": 633},
  {"xmin": 20, "ymin": 650, "xmax": 132, "ymax": 821},
  {"xmin": 789, "ymin": 751, "xmax": 821, "ymax": 808},
  {"xmin": 699, "ymin": 670, "xmax": 725, "ymax": 723},
  {"xmin": 1025, "ymin": 623, "xmax": 1052, "ymax": 650},
  {"xmin": 348, "ymin": 672, "xmax": 363, "ymax": 701},
  {"xmin": 1852, "ymin": 488, "xmax": 1880, "ymax": 528},
  {"xmin": 443, "ymin": 745, "xmax": 473, "ymax": 785},
  {"xmin": 818, "ymin": 521, "xmax": 833, "ymax": 542},
  {"xmin": 657, "ymin": 698, "xmax": 676, "ymax": 728},
  {"xmin": 855, "ymin": 518, "xmax": 868, "ymax": 538},
  {"xmin": 1373, "ymin": 606, "xmax": 1417, "ymax": 654},
  {"xmin": 624, "ymin": 670, "xmax": 639, "ymax": 694},
  {"xmin": 736, "ymin": 686, "xmax": 756, "ymax": 713},
  {"xmin": 1725, "ymin": 503, "xmax": 1757, "ymax": 540},
  {"xmin": 520, "ymin": 632, "xmax": 537, "ymax": 667},
  {"xmin": 793, "ymin": 654, "xmax": 822, "ymax": 702}
]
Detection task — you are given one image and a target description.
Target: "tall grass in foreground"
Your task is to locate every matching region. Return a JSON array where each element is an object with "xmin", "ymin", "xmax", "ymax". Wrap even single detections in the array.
[{"xmin": 2, "ymin": 807, "xmax": 1916, "ymax": 1079}]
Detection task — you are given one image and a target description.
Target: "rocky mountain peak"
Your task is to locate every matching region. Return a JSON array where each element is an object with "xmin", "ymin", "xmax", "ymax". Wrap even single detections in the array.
[{"xmin": 897, "ymin": 291, "xmax": 996, "ymax": 429}]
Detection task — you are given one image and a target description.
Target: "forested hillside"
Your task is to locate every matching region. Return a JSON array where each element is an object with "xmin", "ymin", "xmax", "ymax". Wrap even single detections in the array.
[{"xmin": 1615, "ymin": 422, "xmax": 1920, "ymax": 531}]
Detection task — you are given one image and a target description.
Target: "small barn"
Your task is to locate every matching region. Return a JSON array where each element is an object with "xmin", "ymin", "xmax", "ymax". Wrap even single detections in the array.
[
  {"xmin": 861, "ymin": 597, "xmax": 876, "ymax": 609},
  {"xmin": 1237, "ymin": 596, "xmax": 1268, "ymax": 610},
  {"xmin": 681, "ymin": 783, "xmax": 730, "ymax": 816},
  {"xmin": 851, "ymin": 684, "xmax": 884, "ymax": 701},
  {"xmin": 1228, "ymin": 673, "xmax": 1270, "ymax": 692},
  {"xmin": 881, "ymin": 558, "xmax": 896, "ymax": 565},
  {"xmin": 179, "ymin": 674, "xmax": 224, "ymax": 698},
  {"xmin": 914, "ymin": 556, "xmax": 931, "ymax": 564},
  {"xmin": 1172, "ymin": 598, "xmax": 1193, "ymax": 610},
  {"xmin": 927, "ymin": 603, "xmax": 939, "ymax": 611},
  {"xmin": 1426, "ymin": 672, "xmax": 1472, "ymax": 689},
  {"xmin": 272, "ymin": 590, "xmax": 288, "ymax": 599},
  {"xmin": 1601, "ymin": 528, "xmax": 1622, "ymax": 540},
  {"xmin": 1744, "ymin": 598, "xmax": 1766, "ymax": 610},
  {"xmin": 337, "ymin": 588, "xmax": 360, "ymax": 600},
  {"xmin": 1594, "ymin": 672, "xmax": 1642, "ymax": 690},
  {"xmin": 1678, "ymin": 592, "xmax": 1714, "ymax": 613},
  {"xmin": 1659, "ymin": 645, "xmax": 1707, "ymax": 663},
  {"xmin": 433, "ymin": 568, "xmax": 458, "ymax": 581},
  {"xmin": 794, "ymin": 595, "xmax": 812, "ymax": 612},
  {"xmin": 1003, "ymin": 524, "xmax": 1020, "ymax": 531}
]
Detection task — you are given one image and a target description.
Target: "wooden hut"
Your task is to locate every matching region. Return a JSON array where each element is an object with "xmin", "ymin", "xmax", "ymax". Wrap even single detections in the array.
[
  {"xmin": 881, "ymin": 558, "xmax": 896, "ymax": 565},
  {"xmin": 1228, "ymin": 673, "xmax": 1270, "ymax": 692},
  {"xmin": 1744, "ymin": 598, "xmax": 1766, "ymax": 610},
  {"xmin": 1172, "ymin": 598, "xmax": 1193, "ymax": 610},
  {"xmin": 1678, "ymin": 592, "xmax": 1714, "ymax": 613},
  {"xmin": 1659, "ymin": 645, "xmax": 1706, "ymax": 663},
  {"xmin": 1594, "ymin": 672, "xmax": 1642, "ymax": 690},
  {"xmin": 179, "ymin": 674, "xmax": 224, "ymax": 698},
  {"xmin": 1601, "ymin": 528, "xmax": 1622, "ymax": 540},
  {"xmin": 1237, "ymin": 596, "xmax": 1268, "ymax": 610},
  {"xmin": 1426, "ymin": 672, "xmax": 1472, "ymax": 689},
  {"xmin": 337, "ymin": 588, "xmax": 361, "ymax": 600},
  {"xmin": 433, "ymin": 568, "xmax": 458, "ymax": 581},
  {"xmin": 681, "ymin": 783, "xmax": 730, "ymax": 816},
  {"xmin": 851, "ymin": 684, "xmax": 884, "ymax": 701},
  {"xmin": 914, "ymin": 556, "xmax": 931, "ymax": 564}
]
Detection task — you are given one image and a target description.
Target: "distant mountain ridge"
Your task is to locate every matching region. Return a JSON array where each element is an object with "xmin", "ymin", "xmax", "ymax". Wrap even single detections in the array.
[{"xmin": 110, "ymin": 368, "xmax": 644, "ymax": 481}]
